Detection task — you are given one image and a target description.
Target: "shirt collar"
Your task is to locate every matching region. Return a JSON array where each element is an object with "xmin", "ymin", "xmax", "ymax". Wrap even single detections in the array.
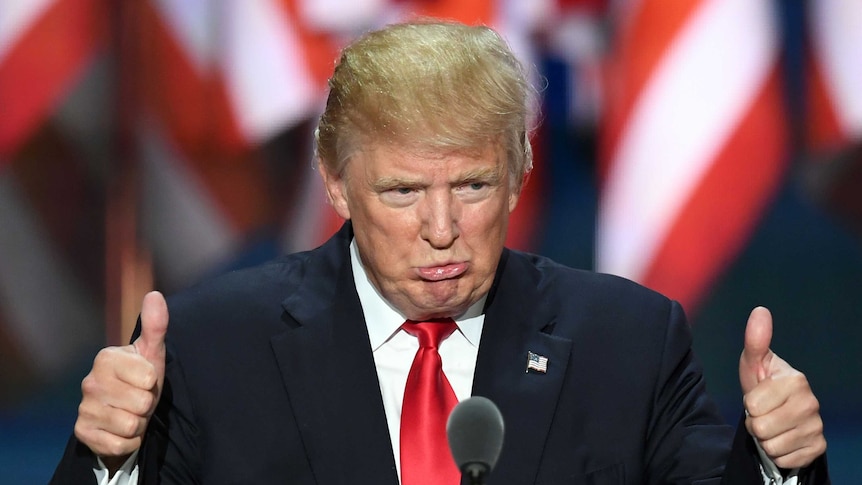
[{"xmin": 350, "ymin": 239, "xmax": 485, "ymax": 351}]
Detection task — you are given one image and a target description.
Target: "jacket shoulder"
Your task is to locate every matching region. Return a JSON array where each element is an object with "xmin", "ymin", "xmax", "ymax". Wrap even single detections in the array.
[{"xmin": 508, "ymin": 249, "xmax": 677, "ymax": 316}]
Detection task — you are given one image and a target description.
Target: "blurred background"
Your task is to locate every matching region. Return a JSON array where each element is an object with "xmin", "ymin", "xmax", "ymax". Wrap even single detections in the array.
[{"xmin": 1, "ymin": 0, "xmax": 860, "ymax": 482}]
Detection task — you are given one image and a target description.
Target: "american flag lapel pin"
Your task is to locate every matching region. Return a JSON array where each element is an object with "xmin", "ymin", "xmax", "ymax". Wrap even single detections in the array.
[{"xmin": 526, "ymin": 351, "xmax": 549, "ymax": 374}]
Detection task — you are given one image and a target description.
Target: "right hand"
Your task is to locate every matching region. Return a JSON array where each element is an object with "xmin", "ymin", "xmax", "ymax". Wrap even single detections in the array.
[{"xmin": 74, "ymin": 291, "xmax": 168, "ymax": 469}]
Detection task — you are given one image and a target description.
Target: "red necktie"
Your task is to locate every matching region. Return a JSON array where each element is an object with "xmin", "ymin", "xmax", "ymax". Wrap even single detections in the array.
[{"xmin": 400, "ymin": 319, "xmax": 461, "ymax": 485}]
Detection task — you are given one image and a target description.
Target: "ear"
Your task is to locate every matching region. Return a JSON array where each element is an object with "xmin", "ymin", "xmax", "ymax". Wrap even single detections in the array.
[
  {"xmin": 508, "ymin": 172, "xmax": 528, "ymax": 213},
  {"xmin": 318, "ymin": 159, "xmax": 351, "ymax": 220},
  {"xmin": 508, "ymin": 191, "xmax": 520, "ymax": 213}
]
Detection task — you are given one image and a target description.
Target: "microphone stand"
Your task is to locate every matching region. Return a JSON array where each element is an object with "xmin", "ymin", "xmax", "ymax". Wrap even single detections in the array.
[{"xmin": 462, "ymin": 463, "xmax": 489, "ymax": 485}]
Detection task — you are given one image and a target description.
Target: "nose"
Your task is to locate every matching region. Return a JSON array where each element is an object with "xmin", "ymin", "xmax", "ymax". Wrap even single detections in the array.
[{"xmin": 420, "ymin": 189, "xmax": 460, "ymax": 249}]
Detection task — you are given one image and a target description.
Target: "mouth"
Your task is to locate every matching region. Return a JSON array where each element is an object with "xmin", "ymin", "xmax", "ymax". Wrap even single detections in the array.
[{"xmin": 417, "ymin": 262, "xmax": 468, "ymax": 281}]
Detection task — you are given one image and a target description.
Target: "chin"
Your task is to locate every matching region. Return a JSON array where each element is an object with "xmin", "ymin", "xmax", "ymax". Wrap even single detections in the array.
[
  {"xmin": 429, "ymin": 298, "xmax": 474, "ymax": 318},
  {"xmin": 403, "ymin": 297, "xmax": 465, "ymax": 320},
  {"xmin": 420, "ymin": 283, "xmax": 465, "ymax": 304}
]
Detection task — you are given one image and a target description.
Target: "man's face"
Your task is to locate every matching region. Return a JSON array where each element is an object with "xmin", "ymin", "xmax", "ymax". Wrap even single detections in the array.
[{"xmin": 321, "ymin": 142, "xmax": 520, "ymax": 321}]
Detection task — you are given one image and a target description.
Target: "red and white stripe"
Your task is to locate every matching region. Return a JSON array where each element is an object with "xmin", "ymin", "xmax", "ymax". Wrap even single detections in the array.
[
  {"xmin": 137, "ymin": 0, "xmax": 342, "ymax": 283},
  {"xmin": 597, "ymin": 0, "xmax": 787, "ymax": 312},
  {"xmin": 0, "ymin": 171, "xmax": 101, "ymax": 378},
  {"xmin": 148, "ymin": 0, "xmax": 330, "ymax": 146},
  {"xmin": 807, "ymin": 0, "xmax": 862, "ymax": 149},
  {"xmin": 0, "ymin": 0, "xmax": 100, "ymax": 160}
]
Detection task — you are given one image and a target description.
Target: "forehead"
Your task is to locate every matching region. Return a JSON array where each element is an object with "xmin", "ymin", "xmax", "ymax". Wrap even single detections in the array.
[{"xmin": 351, "ymin": 142, "xmax": 506, "ymax": 177}]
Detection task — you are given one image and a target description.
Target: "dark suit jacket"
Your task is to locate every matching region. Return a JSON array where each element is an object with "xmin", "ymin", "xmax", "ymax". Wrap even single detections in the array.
[{"xmin": 52, "ymin": 223, "xmax": 829, "ymax": 484}]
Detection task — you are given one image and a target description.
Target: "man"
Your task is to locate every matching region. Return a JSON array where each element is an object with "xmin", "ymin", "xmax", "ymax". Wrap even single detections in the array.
[{"xmin": 52, "ymin": 21, "xmax": 828, "ymax": 484}]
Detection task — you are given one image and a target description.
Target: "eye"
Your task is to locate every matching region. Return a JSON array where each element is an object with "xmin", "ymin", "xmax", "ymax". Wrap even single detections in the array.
[
  {"xmin": 455, "ymin": 180, "xmax": 493, "ymax": 202},
  {"xmin": 458, "ymin": 181, "xmax": 489, "ymax": 192},
  {"xmin": 379, "ymin": 186, "xmax": 420, "ymax": 207}
]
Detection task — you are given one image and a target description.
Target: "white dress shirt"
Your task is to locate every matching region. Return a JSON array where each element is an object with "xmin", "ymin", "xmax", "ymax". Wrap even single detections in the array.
[
  {"xmin": 350, "ymin": 239, "xmax": 485, "ymax": 482},
  {"xmin": 94, "ymin": 238, "xmax": 798, "ymax": 484}
]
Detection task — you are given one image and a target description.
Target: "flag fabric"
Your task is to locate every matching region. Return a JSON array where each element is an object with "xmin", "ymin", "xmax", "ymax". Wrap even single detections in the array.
[
  {"xmin": 0, "ymin": 117, "xmax": 106, "ymax": 397},
  {"xmin": 0, "ymin": 164, "xmax": 102, "ymax": 391},
  {"xmin": 0, "ymin": 0, "xmax": 102, "ymax": 161},
  {"xmin": 806, "ymin": 0, "xmax": 862, "ymax": 150},
  {"xmin": 597, "ymin": 0, "xmax": 788, "ymax": 314},
  {"xmin": 140, "ymin": 0, "xmax": 338, "ymax": 153},
  {"xmin": 0, "ymin": 0, "xmax": 105, "ymax": 395},
  {"xmin": 802, "ymin": 1, "xmax": 862, "ymax": 239},
  {"xmin": 134, "ymin": 0, "xmax": 344, "ymax": 288}
]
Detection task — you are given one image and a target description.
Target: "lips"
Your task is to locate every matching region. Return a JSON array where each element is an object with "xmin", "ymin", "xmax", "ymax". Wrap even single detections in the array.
[{"xmin": 417, "ymin": 262, "xmax": 468, "ymax": 281}]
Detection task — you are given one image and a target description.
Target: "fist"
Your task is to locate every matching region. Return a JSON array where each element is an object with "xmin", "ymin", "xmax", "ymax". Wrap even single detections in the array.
[
  {"xmin": 739, "ymin": 307, "xmax": 826, "ymax": 469},
  {"xmin": 74, "ymin": 291, "xmax": 168, "ymax": 466}
]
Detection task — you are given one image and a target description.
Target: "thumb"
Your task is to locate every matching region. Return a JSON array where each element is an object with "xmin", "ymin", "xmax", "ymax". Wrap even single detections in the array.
[
  {"xmin": 739, "ymin": 306, "xmax": 773, "ymax": 394},
  {"xmin": 134, "ymin": 291, "xmax": 168, "ymax": 379}
]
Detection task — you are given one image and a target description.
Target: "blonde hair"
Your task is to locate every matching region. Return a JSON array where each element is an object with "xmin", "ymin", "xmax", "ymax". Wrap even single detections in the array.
[{"xmin": 315, "ymin": 20, "xmax": 534, "ymax": 190}]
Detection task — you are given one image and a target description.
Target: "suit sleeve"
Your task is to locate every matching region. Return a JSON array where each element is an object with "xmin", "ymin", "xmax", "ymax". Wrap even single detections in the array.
[
  {"xmin": 136, "ymin": 343, "xmax": 202, "ymax": 484},
  {"xmin": 49, "ymin": 434, "xmax": 100, "ymax": 484},
  {"xmin": 639, "ymin": 300, "xmax": 737, "ymax": 484}
]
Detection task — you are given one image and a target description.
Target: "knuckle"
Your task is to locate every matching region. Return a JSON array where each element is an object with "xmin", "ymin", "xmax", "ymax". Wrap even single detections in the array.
[
  {"xmin": 748, "ymin": 403, "xmax": 762, "ymax": 417},
  {"xmin": 744, "ymin": 395, "xmax": 763, "ymax": 416},
  {"xmin": 805, "ymin": 427, "xmax": 827, "ymax": 452},
  {"xmin": 742, "ymin": 395, "xmax": 756, "ymax": 415},
  {"xmin": 750, "ymin": 418, "xmax": 769, "ymax": 438},
  {"xmin": 77, "ymin": 399, "xmax": 103, "ymax": 424},
  {"xmin": 743, "ymin": 417, "xmax": 754, "ymax": 437},
  {"xmin": 118, "ymin": 414, "xmax": 142, "ymax": 438},
  {"xmin": 815, "ymin": 417, "xmax": 825, "ymax": 433},
  {"xmin": 80, "ymin": 374, "xmax": 98, "ymax": 395},
  {"xmin": 759, "ymin": 438, "xmax": 780, "ymax": 458},
  {"xmin": 76, "ymin": 401, "xmax": 88, "ymax": 418},
  {"xmin": 804, "ymin": 395, "xmax": 821, "ymax": 415},
  {"xmin": 773, "ymin": 454, "xmax": 794, "ymax": 469},
  {"xmin": 789, "ymin": 372, "xmax": 809, "ymax": 390},
  {"xmin": 103, "ymin": 435, "xmax": 132, "ymax": 457},
  {"xmin": 73, "ymin": 420, "xmax": 90, "ymax": 442},
  {"xmin": 140, "ymin": 367, "xmax": 158, "ymax": 390},
  {"xmin": 135, "ymin": 391, "xmax": 156, "ymax": 415},
  {"xmin": 93, "ymin": 348, "xmax": 116, "ymax": 366},
  {"xmin": 817, "ymin": 437, "xmax": 828, "ymax": 454}
]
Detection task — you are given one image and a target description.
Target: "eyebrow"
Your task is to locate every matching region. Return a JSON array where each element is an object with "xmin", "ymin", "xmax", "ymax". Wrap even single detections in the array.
[
  {"xmin": 370, "ymin": 167, "xmax": 505, "ymax": 192},
  {"xmin": 456, "ymin": 167, "xmax": 505, "ymax": 184},
  {"xmin": 370, "ymin": 177, "xmax": 423, "ymax": 192}
]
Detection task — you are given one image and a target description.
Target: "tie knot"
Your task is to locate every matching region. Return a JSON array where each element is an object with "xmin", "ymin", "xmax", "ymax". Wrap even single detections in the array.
[{"xmin": 402, "ymin": 319, "xmax": 457, "ymax": 349}]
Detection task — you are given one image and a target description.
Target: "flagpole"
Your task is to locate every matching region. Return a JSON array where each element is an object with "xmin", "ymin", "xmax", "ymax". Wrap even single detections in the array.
[{"xmin": 105, "ymin": 0, "xmax": 152, "ymax": 346}]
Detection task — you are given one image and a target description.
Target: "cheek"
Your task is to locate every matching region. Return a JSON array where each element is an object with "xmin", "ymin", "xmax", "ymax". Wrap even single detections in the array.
[
  {"xmin": 460, "ymin": 209, "xmax": 509, "ymax": 251},
  {"xmin": 467, "ymin": 197, "xmax": 510, "ymax": 228},
  {"xmin": 359, "ymin": 211, "xmax": 420, "ymax": 257}
]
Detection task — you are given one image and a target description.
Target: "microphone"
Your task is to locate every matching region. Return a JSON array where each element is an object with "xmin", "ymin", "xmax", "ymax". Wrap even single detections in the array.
[{"xmin": 446, "ymin": 396, "xmax": 505, "ymax": 485}]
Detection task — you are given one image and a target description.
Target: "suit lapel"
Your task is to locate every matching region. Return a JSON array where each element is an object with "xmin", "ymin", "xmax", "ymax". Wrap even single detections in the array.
[
  {"xmin": 472, "ymin": 250, "xmax": 573, "ymax": 484},
  {"xmin": 270, "ymin": 225, "xmax": 399, "ymax": 484},
  {"xmin": 267, "ymin": 232, "xmax": 572, "ymax": 484}
]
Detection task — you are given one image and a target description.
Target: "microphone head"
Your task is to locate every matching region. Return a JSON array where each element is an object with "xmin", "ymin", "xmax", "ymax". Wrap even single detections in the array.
[{"xmin": 446, "ymin": 396, "xmax": 505, "ymax": 474}]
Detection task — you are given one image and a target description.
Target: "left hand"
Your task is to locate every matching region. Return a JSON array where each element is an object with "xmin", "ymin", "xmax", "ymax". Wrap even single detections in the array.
[{"xmin": 739, "ymin": 306, "xmax": 827, "ymax": 469}]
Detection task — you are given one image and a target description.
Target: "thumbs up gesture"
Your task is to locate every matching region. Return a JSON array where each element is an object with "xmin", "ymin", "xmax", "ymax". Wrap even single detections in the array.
[
  {"xmin": 74, "ymin": 291, "xmax": 169, "ymax": 470},
  {"xmin": 739, "ymin": 307, "xmax": 827, "ymax": 469}
]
